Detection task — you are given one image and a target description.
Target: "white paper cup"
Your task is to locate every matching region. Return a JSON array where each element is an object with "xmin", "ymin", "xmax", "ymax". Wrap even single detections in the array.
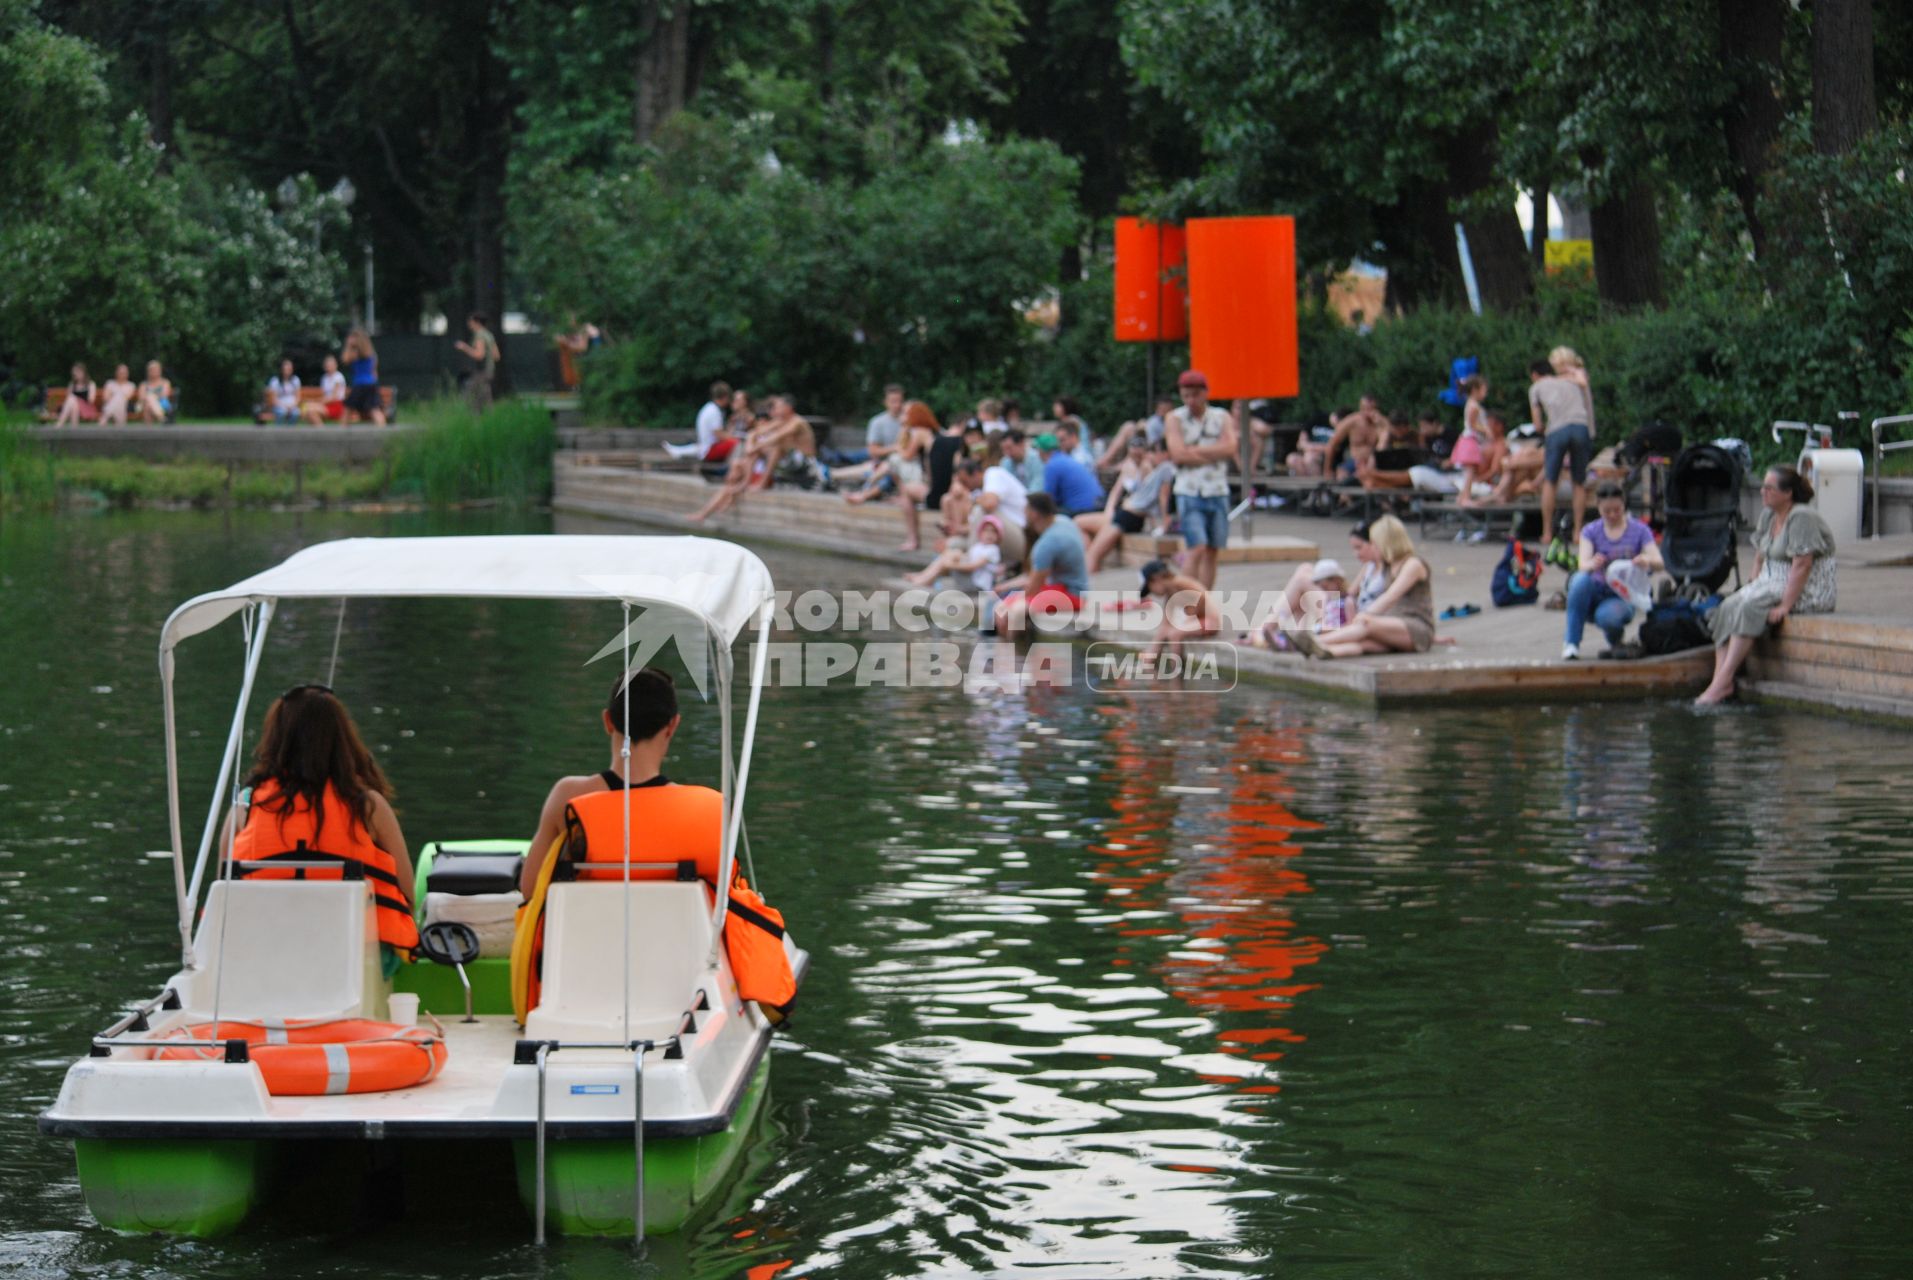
[{"xmin": 388, "ymin": 993, "xmax": 420, "ymax": 1027}]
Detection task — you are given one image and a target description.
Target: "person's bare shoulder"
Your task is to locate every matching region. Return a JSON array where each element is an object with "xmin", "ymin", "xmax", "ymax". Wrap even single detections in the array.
[{"xmin": 544, "ymin": 773, "xmax": 607, "ymax": 811}]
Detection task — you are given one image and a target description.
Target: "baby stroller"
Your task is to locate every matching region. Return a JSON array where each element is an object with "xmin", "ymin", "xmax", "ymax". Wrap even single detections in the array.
[{"xmin": 1661, "ymin": 442, "xmax": 1743, "ymax": 593}]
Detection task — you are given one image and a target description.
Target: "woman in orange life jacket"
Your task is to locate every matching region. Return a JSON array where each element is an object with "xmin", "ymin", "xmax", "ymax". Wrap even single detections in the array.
[
  {"xmin": 518, "ymin": 667, "xmax": 722, "ymax": 900},
  {"xmin": 219, "ymin": 684, "xmax": 416, "ymax": 972}
]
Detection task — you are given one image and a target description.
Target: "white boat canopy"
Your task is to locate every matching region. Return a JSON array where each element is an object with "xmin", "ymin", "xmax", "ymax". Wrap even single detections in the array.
[
  {"xmin": 156, "ymin": 535, "xmax": 778, "ymax": 968},
  {"xmin": 161, "ymin": 534, "xmax": 775, "ymax": 653}
]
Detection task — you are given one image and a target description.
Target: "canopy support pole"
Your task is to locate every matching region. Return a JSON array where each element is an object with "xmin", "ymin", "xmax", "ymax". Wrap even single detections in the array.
[
  {"xmin": 714, "ymin": 610, "xmax": 771, "ymax": 937},
  {"xmin": 162, "ymin": 649, "xmax": 191, "ymax": 968},
  {"xmin": 183, "ymin": 601, "xmax": 275, "ymax": 933}
]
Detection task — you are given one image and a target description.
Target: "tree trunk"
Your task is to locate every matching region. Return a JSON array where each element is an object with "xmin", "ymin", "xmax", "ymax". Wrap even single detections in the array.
[
  {"xmin": 1812, "ymin": 0, "xmax": 1876, "ymax": 154},
  {"xmin": 1589, "ymin": 181, "xmax": 1666, "ymax": 309},
  {"xmin": 146, "ymin": 8, "xmax": 175, "ymax": 161},
  {"xmin": 1718, "ymin": 0, "xmax": 1785, "ymax": 258},
  {"xmin": 634, "ymin": 1, "xmax": 691, "ymax": 146},
  {"xmin": 468, "ymin": 32, "xmax": 511, "ymax": 390},
  {"xmin": 1463, "ymin": 206, "xmax": 1534, "ymax": 312},
  {"xmin": 1380, "ymin": 186, "xmax": 1466, "ymax": 312},
  {"xmin": 1530, "ymin": 175, "xmax": 1550, "ymax": 270},
  {"xmin": 1445, "ymin": 120, "xmax": 1533, "ymax": 311}
]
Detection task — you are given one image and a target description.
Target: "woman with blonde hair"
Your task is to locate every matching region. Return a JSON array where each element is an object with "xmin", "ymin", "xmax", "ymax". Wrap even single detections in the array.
[{"xmin": 1290, "ymin": 514, "xmax": 1438, "ymax": 658}]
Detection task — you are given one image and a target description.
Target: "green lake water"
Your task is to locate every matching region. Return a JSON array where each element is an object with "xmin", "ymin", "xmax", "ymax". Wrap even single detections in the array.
[{"xmin": 3, "ymin": 510, "xmax": 1911, "ymax": 1278}]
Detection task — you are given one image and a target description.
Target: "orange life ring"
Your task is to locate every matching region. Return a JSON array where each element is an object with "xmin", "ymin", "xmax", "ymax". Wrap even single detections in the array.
[{"xmin": 152, "ymin": 1018, "xmax": 447, "ymax": 1096}]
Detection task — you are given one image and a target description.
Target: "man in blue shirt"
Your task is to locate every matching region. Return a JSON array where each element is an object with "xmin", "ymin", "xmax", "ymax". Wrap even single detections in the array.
[
  {"xmin": 1035, "ymin": 432, "xmax": 1104, "ymax": 516},
  {"xmin": 992, "ymin": 493, "xmax": 1090, "ymax": 637}
]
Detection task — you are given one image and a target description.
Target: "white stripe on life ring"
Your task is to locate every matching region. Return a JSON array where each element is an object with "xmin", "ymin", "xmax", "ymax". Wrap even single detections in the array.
[
  {"xmin": 265, "ymin": 1025, "xmax": 289, "ymax": 1045},
  {"xmin": 323, "ymin": 1042, "xmax": 352, "ymax": 1095}
]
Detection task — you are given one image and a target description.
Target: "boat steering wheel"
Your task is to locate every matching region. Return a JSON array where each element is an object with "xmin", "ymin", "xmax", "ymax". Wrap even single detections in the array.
[{"xmin": 416, "ymin": 921, "xmax": 481, "ymax": 967}]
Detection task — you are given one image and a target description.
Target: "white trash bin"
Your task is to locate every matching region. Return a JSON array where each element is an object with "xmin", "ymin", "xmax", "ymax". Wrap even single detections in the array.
[{"xmin": 1796, "ymin": 447, "xmax": 1865, "ymax": 543}]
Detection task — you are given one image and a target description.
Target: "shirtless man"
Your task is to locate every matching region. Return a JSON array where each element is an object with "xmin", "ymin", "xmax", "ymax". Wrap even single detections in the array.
[
  {"xmin": 1325, "ymin": 394, "xmax": 1387, "ymax": 480},
  {"xmin": 1493, "ymin": 416, "xmax": 1545, "ymax": 502},
  {"xmin": 689, "ymin": 394, "xmax": 809, "ymax": 522}
]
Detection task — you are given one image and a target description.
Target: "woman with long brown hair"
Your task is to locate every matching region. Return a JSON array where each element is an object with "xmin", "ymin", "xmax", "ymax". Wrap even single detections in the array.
[{"xmin": 220, "ymin": 685, "xmax": 416, "ymax": 959}]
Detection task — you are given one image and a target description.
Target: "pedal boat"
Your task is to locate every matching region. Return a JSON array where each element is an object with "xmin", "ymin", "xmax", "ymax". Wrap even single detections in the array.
[{"xmin": 38, "ymin": 535, "xmax": 806, "ymax": 1240}]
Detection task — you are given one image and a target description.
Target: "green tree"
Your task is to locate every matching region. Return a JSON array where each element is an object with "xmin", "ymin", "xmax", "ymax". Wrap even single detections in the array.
[
  {"xmin": 0, "ymin": 0, "xmax": 106, "ymax": 209},
  {"xmin": 513, "ymin": 112, "xmax": 1076, "ymax": 422},
  {"xmin": 1121, "ymin": 0, "xmax": 1537, "ymax": 311}
]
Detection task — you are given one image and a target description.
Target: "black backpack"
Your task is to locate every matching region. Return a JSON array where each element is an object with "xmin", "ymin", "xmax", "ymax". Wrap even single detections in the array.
[
  {"xmin": 1490, "ymin": 540, "xmax": 1541, "ymax": 606},
  {"xmin": 1638, "ymin": 598, "xmax": 1715, "ymax": 654}
]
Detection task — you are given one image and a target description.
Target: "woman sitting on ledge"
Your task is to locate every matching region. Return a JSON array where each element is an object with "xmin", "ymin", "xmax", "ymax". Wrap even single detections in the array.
[
  {"xmin": 1290, "ymin": 514, "xmax": 1442, "ymax": 658},
  {"xmin": 1696, "ymin": 464, "xmax": 1837, "ymax": 706}
]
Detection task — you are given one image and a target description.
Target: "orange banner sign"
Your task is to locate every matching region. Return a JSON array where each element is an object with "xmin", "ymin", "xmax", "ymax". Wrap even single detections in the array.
[
  {"xmin": 1186, "ymin": 216, "xmax": 1299, "ymax": 398},
  {"xmin": 1113, "ymin": 218, "xmax": 1189, "ymax": 343}
]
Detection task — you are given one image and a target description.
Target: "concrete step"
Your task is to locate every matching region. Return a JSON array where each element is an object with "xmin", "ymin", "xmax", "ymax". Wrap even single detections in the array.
[
  {"xmin": 1744, "ymin": 656, "xmax": 1913, "ymax": 701},
  {"xmin": 1763, "ymin": 634, "xmax": 1913, "ymax": 676},
  {"xmin": 1740, "ymin": 679, "xmax": 1913, "ymax": 721}
]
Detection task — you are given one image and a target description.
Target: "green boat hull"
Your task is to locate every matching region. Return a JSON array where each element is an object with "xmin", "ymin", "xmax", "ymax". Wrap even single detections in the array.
[
  {"xmin": 69, "ymin": 1058, "xmax": 770, "ymax": 1238},
  {"xmin": 74, "ymin": 1138, "xmax": 266, "ymax": 1236},
  {"xmin": 513, "ymin": 1055, "xmax": 770, "ymax": 1236}
]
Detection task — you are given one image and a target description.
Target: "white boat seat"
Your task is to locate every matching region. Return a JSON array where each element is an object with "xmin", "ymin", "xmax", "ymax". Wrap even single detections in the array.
[
  {"xmin": 183, "ymin": 880, "xmax": 380, "ymax": 1021},
  {"xmin": 523, "ymin": 881, "xmax": 714, "ymax": 1043}
]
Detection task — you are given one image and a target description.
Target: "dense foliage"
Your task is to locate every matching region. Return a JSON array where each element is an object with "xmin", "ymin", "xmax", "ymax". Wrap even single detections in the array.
[
  {"xmin": 517, "ymin": 117, "xmax": 1078, "ymax": 423},
  {"xmin": 0, "ymin": 2, "xmax": 347, "ymax": 413},
  {"xmin": 2, "ymin": 0, "xmax": 1908, "ymax": 434}
]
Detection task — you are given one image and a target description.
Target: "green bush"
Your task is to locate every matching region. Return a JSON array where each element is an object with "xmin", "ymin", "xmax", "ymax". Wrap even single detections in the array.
[
  {"xmin": 53, "ymin": 456, "xmax": 227, "ymax": 507},
  {"xmin": 387, "ymin": 397, "xmax": 554, "ymax": 506}
]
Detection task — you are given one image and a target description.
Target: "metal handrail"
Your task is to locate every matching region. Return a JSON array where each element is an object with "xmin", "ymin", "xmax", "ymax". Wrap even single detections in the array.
[
  {"xmin": 1872, "ymin": 414, "xmax": 1913, "ymax": 540},
  {"xmin": 518, "ymin": 985, "xmax": 708, "ymax": 1246},
  {"xmin": 1771, "ymin": 419, "xmax": 1833, "ymax": 447},
  {"xmin": 87, "ymin": 987, "xmax": 182, "ymax": 1055}
]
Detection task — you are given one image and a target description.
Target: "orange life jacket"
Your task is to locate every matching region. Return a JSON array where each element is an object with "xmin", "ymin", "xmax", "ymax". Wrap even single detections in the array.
[
  {"xmin": 231, "ymin": 779, "xmax": 419, "ymax": 951},
  {"xmin": 514, "ymin": 773, "xmax": 796, "ymax": 1022},
  {"xmin": 561, "ymin": 773, "xmax": 724, "ymax": 883}
]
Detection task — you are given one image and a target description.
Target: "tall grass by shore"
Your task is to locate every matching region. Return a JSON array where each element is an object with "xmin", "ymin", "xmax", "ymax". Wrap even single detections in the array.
[
  {"xmin": 386, "ymin": 398, "xmax": 553, "ymax": 507},
  {"xmin": 0, "ymin": 397, "xmax": 554, "ymax": 513}
]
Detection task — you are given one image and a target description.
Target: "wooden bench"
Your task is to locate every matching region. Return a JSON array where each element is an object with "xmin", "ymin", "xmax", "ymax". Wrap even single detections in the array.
[
  {"xmin": 1415, "ymin": 496, "xmax": 1539, "ymax": 540},
  {"xmin": 274, "ymin": 384, "xmax": 397, "ymax": 424}
]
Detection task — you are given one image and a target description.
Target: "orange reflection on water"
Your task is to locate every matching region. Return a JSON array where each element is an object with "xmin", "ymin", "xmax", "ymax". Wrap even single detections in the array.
[{"xmin": 1089, "ymin": 711, "xmax": 1328, "ymax": 1089}]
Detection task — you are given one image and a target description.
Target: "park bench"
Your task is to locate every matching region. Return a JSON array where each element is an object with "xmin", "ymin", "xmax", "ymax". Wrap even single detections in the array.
[
  {"xmin": 1414, "ymin": 496, "xmax": 1539, "ymax": 540},
  {"xmin": 255, "ymin": 384, "xmax": 396, "ymax": 424}
]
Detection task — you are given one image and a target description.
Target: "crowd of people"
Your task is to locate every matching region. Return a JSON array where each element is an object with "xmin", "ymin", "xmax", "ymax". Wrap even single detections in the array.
[
  {"xmin": 1284, "ymin": 345, "xmax": 1600, "ymax": 553},
  {"xmin": 668, "ymin": 362, "xmax": 1843, "ymax": 697},
  {"xmin": 670, "ymin": 369, "xmax": 1468, "ymax": 660}
]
